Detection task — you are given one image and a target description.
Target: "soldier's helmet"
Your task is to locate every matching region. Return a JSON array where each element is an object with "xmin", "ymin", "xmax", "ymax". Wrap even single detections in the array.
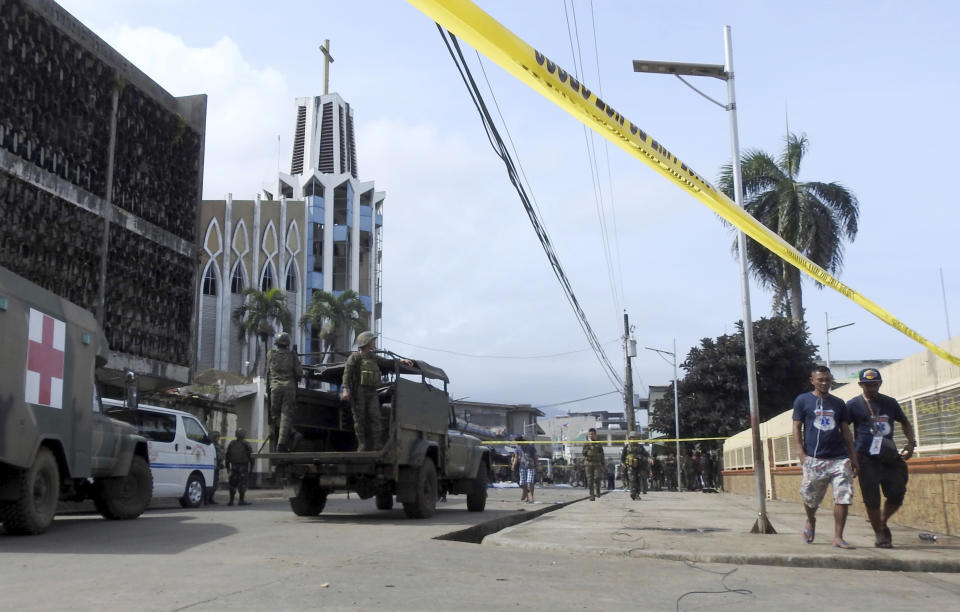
[
  {"xmin": 355, "ymin": 330, "xmax": 377, "ymax": 348},
  {"xmin": 275, "ymin": 331, "xmax": 291, "ymax": 347},
  {"xmin": 235, "ymin": 428, "xmax": 246, "ymax": 439}
]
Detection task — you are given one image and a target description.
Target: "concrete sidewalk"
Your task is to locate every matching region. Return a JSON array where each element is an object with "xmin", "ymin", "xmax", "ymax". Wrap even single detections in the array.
[{"xmin": 485, "ymin": 489, "xmax": 960, "ymax": 572}]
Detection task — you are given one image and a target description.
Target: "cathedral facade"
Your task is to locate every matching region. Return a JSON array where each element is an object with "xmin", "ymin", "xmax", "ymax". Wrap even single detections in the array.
[{"xmin": 197, "ymin": 93, "xmax": 384, "ymax": 375}]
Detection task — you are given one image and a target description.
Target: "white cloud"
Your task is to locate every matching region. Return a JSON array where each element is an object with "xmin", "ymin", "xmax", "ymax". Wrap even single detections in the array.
[{"xmin": 97, "ymin": 26, "xmax": 290, "ymax": 199}]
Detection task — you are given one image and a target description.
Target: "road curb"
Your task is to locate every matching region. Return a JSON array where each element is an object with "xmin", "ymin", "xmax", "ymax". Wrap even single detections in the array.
[{"xmin": 484, "ymin": 537, "xmax": 960, "ymax": 572}]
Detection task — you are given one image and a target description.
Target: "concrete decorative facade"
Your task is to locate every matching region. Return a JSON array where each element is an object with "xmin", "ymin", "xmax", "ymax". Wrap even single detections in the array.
[
  {"xmin": 197, "ymin": 93, "xmax": 383, "ymax": 374},
  {"xmin": 0, "ymin": 0, "xmax": 206, "ymax": 392}
]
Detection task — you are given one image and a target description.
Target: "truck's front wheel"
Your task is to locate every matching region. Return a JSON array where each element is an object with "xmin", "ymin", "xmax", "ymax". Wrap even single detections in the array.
[
  {"xmin": 2, "ymin": 447, "xmax": 60, "ymax": 535},
  {"xmin": 290, "ymin": 478, "xmax": 327, "ymax": 516},
  {"xmin": 94, "ymin": 455, "xmax": 153, "ymax": 520},
  {"xmin": 466, "ymin": 463, "xmax": 488, "ymax": 512},
  {"xmin": 402, "ymin": 460, "xmax": 437, "ymax": 519}
]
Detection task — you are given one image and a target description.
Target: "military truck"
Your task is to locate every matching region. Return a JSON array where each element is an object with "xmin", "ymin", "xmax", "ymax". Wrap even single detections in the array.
[
  {"xmin": 258, "ymin": 356, "xmax": 490, "ymax": 519},
  {"xmin": 0, "ymin": 266, "xmax": 152, "ymax": 535}
]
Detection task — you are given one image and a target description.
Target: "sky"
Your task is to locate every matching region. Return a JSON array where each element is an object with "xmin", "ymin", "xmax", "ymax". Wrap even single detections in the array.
[{"xmin": 56, "ymin": 0, "xmax": 960, "ymax": 417}]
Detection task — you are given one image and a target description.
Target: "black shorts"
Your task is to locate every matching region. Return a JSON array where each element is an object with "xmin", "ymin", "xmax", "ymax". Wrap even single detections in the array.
[{"xmin": 857, "ymin": 453, "xmax": 908, "ymax": 509}]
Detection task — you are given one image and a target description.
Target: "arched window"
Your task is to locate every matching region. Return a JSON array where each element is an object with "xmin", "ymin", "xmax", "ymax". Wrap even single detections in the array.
[
  {"xmin": 285, "ymin": 261, "xmax": 298, "ymax": 292},
  {"xmin": 261, "ymin": 263, "xmax": 275, "ymax": 291},
  {"xmin": 201, "ymin": 264, "xmax": 218, "ymax": 296},
  {"xmin": 231, "ymin": 262, "xmax": 245, "ymax": 294}
]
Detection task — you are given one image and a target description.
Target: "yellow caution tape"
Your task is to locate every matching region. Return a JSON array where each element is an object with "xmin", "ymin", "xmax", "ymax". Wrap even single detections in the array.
[
  {"xmin": 406, "ymin": 0, "xmax": 960, "ymax": 367},
  {"xmin": 482, "ymin": 436, "xmax": 727, "ymax": 445}
]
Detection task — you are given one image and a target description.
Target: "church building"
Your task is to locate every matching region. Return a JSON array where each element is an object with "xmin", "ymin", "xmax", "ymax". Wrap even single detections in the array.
[{"xmin": 196, "ymin": 87, "xmax": 384, "ymax": 376}]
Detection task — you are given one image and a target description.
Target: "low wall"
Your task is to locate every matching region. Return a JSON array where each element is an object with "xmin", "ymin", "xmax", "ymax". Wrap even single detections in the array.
[{"xmin": 723, "ymin": 455, "xmax": 960, "ymax": 536}]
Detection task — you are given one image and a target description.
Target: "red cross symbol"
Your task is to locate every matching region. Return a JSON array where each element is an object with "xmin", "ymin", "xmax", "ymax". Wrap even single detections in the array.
[{"xmin": 26, "ymin": 309, "xmax": 65, "ymax": 409}]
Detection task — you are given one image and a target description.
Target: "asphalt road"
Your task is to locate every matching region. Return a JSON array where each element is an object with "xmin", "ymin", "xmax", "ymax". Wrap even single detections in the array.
[{"xmin": 3, "ymin": 487, "xmax": 959, "ymax": 611}]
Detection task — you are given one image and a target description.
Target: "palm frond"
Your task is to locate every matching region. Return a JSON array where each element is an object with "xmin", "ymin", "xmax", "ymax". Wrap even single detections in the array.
[
  {"xmin": 780, "ymin": 132, "xmax": 808, "ymax": 179},
  {"xmin": 720, "ymin": 131, "xmax": 859, "ymax": 323},
  {"xmin": 805, "ymin": 181, "xmax": 859, "ymax": 238}
]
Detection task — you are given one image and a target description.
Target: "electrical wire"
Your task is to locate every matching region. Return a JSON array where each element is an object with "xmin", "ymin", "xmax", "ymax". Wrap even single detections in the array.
[
  {"xmin": 609, "ymin": 507, "xmax": 753, "ymax": 610},
  {"xmin": 562, "ymin": 0, "xmax": 622, "ymax": 325},
  {"xmin": 474, "ymin": 50, "xmax": 553, "ymax": 249},
  {"xmin": 382, "ymin": 335, "xmax": 620, "ymax": 360},
  {"xmin": 534, "ymin": 390, "xmax": 621, "ymax": 409},
  {"xmin": 589, "ymin": 0, "xmax": 627, "ymax": 310},
  {"xmin": 675, "ymin": 560, "xmax": 753, "ymax": 611},
  {"xmin": 435, "ymin": 25, "xmax": 623, "ymax": 392}
]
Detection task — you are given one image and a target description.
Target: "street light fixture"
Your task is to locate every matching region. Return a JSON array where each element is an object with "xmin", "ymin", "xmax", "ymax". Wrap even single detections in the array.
[
  {"xmin": 825, "ymin": 313, "xmax": 856, "ymax": 370},
  {"xmin": 645, "ymin": 340, "xmax": 681, "ymax": 491},
  {"xmin": 634, "ymin": 26, "xmax": 774, "ymax": 534}
]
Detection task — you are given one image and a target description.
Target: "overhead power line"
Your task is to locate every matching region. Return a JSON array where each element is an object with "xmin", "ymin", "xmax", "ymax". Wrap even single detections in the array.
[
  {"xmin": 383, "ymin": 335, "xmax": 620, "ymax": 360},
  {"xmin": 435, "ymin": 25, "xmax": 623, "ymax": 392},
  {"xmin": 534, "ymin": 390, "xmax": 621, "ymax": 409}
]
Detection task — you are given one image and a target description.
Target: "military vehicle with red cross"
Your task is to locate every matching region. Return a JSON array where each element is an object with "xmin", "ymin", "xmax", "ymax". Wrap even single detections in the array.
[{"xmin": 0, "ymin": 266, "xmax": 153, "ymax": 535}]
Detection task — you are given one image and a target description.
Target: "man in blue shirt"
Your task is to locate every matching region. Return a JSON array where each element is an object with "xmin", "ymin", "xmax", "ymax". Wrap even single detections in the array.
[
  {"xmin": 792, "ymin": 365, "xmax": 859, "ymax": 549},
  {"xmin": 846, "ymin": 368, "xmax": 916, "ymax": 548}
]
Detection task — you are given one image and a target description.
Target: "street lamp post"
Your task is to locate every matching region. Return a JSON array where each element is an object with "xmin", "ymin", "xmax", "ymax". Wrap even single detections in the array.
[
  {"xmin": 825, "ymin": 312, "xmax": 855, "ymax": 370},
  {"xmin": 645, "ymin": 341, "xmax": 681, "ymax": 490},
  {"xmin": 634, "ymin": 26, "xmax": 773, "ymax": 533}
]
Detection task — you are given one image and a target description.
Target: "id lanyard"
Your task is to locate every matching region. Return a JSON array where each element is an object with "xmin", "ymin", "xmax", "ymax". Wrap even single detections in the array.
[{"xmin": 864, "ymin": 397, "xmax": 885, "ymax": 456}]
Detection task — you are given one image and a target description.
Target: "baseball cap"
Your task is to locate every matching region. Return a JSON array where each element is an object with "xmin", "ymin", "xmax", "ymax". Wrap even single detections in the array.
[{"xmin": 859, "ymin": 368, "xmax": 883, "ymax": 383}]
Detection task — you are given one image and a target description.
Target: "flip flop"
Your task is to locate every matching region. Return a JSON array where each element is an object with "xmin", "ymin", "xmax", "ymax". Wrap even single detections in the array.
[
  {"xmin": 875, "ymin": 538, "xmax": 892, "ymax": 549},
  {"xmin": 834, "ymin": 540, "xmax": 854, "ymax": 549},
  {"xmin": 802, "ymin": 524, "xmax": 815, "ymax": 544}
]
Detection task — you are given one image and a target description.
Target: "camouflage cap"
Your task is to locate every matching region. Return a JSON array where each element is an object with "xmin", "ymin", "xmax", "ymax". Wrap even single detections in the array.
[
  {"xmin": 275, "ymin": 331, "xmax": 291, "ymax": 347},
  {"xmin": 355, "ymin": 331, "xmax": 377, "ymax": 348}
]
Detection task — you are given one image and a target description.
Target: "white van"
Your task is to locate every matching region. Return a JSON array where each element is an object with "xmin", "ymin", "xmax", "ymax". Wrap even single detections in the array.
[{"xmin": 103, "ymin": 399, "xmax": 217, "ymax": 508}]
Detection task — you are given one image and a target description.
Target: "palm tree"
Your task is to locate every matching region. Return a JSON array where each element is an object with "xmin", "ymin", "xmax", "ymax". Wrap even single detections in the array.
[
  {"xmin": 300, "ymin": 290, "xmax": 370, "ymax": 363},
  {"xmin": 719, "ymin": 132, "xmax": 859, "ymax": 323},
  {"xmin": 232, "ymin": 287, "xmax": 293, "ymax": 375}
]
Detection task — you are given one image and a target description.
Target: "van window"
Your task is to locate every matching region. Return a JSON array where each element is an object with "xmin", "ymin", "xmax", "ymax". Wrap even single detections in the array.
[
  {"xmin": 140, "ymin": 412, "xmax": 177, "ymax": 443},
  {"xmin": 183, "ymin": 416, "xmax": 207, "ymax": 443}
]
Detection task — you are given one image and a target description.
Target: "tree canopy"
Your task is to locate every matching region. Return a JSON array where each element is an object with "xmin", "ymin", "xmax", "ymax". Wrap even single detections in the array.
[
  {"xmin": 231, "ymin": 287, "xmax": 293, "ymax": 375},
  {"xmin": 300, "ymin": 289, "xmax": 369, "ymax": 361},
  {"xmin": 718, "ymin": 132, "xmax": 859, "ymax": 323},
  {"xmin": 650, "ymin": 317, "xmax": 819, "ymax": 450}
]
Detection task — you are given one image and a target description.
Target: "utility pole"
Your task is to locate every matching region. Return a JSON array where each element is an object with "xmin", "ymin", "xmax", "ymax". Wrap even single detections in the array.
[{"xmin": 623, "ymin": 312, "xmax": 636, "ymax": 434}]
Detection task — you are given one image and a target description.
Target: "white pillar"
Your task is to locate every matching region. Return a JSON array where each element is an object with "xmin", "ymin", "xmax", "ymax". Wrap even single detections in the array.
[{"xmin": 252, "ymin": 376, "xmax": 268, "ymax": 474}]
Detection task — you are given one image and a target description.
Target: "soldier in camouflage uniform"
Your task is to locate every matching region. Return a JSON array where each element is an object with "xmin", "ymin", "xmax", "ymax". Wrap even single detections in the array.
[
  {"xmin": 664, "ymin": 452, "xmax": 678, "ymax": 490},
  {"xmin": 620, "ymin": 435, "xmax": 645, "ymax": 500},
  {"xmin": 341, "ymin": 332, "xmax": 413, "ymax": 451},
  {"xmin": 226, "ymin": 428, "xmax": 254, "ymax": 506},
  {"xmin": 582, "ymin": 428, "xmax": 605, "ymax": 501},
  {"xmin": 267, "ymin": 331, "xmax": 302, "ymax": 452}
]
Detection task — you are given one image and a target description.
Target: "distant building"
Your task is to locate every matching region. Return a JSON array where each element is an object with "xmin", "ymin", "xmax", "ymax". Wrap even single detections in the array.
[
  {"xmin": 196, "ymin": 93, "xmax": 383, "ymax": 374},
  {"xmin": 817, "ymin": 359, "xmax": 897, "ymax": 386},
  {"xmin": 451, "ymin": 399, "xmax": 543, "ymax": 440},
  {"xmin": 541, "ymin": 411, "xmax": 630, "ymax": 463}
]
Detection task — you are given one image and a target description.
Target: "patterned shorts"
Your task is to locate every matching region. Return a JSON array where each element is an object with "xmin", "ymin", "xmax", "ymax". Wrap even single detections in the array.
[
  {"xmin": 799, "ymin": 456, "xmax": 853, "ymax": 507},
  {"xmin": 519, "ymin": 468, "xmax": 536, "ymax": 486}
]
